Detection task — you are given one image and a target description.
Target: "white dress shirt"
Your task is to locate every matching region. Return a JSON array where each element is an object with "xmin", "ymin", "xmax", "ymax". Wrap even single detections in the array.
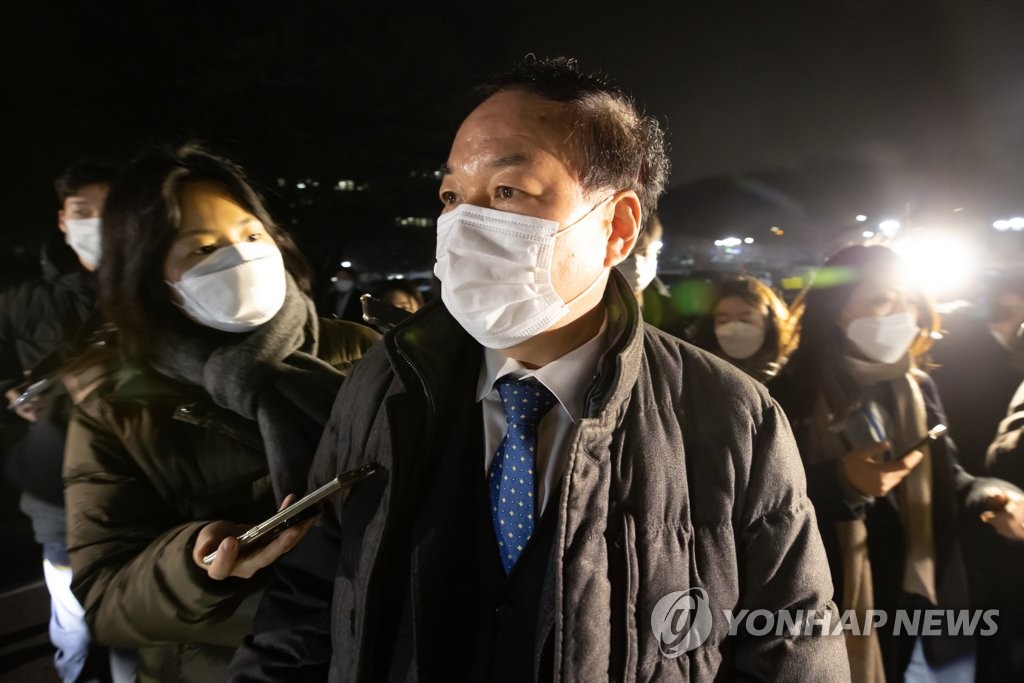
[{"xmin": 476, "ymin": 316, "xmax": 609, "ymax": 514}]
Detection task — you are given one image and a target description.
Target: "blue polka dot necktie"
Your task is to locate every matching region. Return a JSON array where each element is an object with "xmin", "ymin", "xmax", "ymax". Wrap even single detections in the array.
[{"xmin": 489, "ymin": 376, "xmax": 559, "ymax": 574}]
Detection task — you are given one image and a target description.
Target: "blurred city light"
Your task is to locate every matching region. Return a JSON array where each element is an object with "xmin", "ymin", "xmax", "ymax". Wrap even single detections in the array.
[
  {"xmin": 714, "ymin": 237, "xmax": 743, "ymax": 247},
  {"xmin": 892, "ymin": 232, "xmax": 978, "ymax": 299},
  {"xmin": 744, "ymin": 237, "xmax": 754, "ymax": 244},
  {"xmin": 862, "ymin": 230, "xmax": 875, "ymax": 239},
  {"xmin": 340, "ymin": 260, "xmax": 352, "ymax": 268},
  {"xmin": 878, "ymin": 219, "xmax": 901, "ymax": 235},
  {"xmin": 993, "ymin": 220, "xmax": 1010, "ymax": 231},
  {"xmin": 1010, "ymin": 217, "xmax": 1024, "ymax": 231},
  {"xmin": 855, "ymin": 214, "xmax": 868, "ymax": 222}
]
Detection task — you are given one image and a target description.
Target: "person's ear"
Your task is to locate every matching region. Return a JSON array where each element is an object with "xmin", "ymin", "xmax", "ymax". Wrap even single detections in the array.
[
  {"xmin": 604, "ymin": 190, "xmax": 641, "ymax": 268},
  {"xmin": 57, "ymin": 209, "xmax": 67, "ymax": 234}
]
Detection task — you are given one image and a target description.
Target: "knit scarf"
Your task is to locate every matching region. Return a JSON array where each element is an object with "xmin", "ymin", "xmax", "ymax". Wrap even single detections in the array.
[
  {"xmin": 806, "ymin": 353, "xmax": 936, "ymax": 683},
  {"xmin": 151, "ymin": 273, "xmax": 344, "ymax": 501}
]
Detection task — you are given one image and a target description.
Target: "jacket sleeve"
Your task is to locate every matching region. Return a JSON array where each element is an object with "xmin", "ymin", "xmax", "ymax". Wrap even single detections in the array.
[
  {"xmin": 985, "ymin": 380, "xmax": 1024, "ymax": 488},
  {"xmin": 733, "ymin": 398, "xmax": 851, "ymax": 682},
  {"xmin": 228, "ymin": 344, "xmax": 392, "ymax": 681},
  {"xmin": 227, "ymin": 517, "xmax": 339, "ymax": 681},
  {"xmin": 0, "ymin": 284, "xmax": 27, "ymax": 390},
  {"xmin": 916, "ymin": 373, "xmax": 1022, "ymax": 514},
  {"xmin": 64, "ymin": 406, "xmax": 256, "ymax": 649}
]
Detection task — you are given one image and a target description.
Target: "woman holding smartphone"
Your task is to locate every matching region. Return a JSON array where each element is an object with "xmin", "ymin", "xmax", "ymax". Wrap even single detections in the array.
[
  {"xmin": 771, "ymin": 244, "xmax": 1024, "ymax": 683},
  {"xmin": 63, "ymin": 145, "xmax": 378, "ymax": 682}
]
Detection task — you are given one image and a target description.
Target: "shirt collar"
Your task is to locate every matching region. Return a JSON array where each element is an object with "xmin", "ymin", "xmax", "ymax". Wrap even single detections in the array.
[{"xmin": 475, "ymin": 313, "xmax": 609, "ymax": 422}]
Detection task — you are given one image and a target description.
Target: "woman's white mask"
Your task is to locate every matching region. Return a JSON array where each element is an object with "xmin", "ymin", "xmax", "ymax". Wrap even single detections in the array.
[
  {"xmin": 715, "ymin": 321, "xmax": 766, "ymax": 360},
  {"xmin": 845, "ymin": 311, "xmax": 919, "ymax": 364},
  {"xmin": 168, "ymin": 241, "xmax": 287, "ymax": 333}
]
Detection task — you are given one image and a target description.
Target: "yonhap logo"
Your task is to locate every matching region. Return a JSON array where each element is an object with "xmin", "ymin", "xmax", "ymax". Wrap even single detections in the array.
[
  {"xmin": 650, "ymin": 588, "xmax": 713, "ymax": 657},
  {"xmin": 651, "ymin": 588, "xmax": 1000, "ymax": 659}
]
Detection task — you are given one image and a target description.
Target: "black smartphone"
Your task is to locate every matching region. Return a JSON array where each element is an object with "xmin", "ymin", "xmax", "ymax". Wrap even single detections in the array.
[
  {"xmin": 897, "ymin": 424, "xmax": 948, "ymax": 459},
  {"xmin": 360, "ymin": 293, "xmax": 412, "ymax": 330},
  {"xmin": 202, "ymin": 463, "xmax": 377, "ymax": 565}
]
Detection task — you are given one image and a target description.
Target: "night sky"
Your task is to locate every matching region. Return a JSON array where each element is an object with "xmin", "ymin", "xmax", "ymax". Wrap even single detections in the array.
[{"xmin": 4, "ymin": 0, "xmax": 1024, "ymax": 273}]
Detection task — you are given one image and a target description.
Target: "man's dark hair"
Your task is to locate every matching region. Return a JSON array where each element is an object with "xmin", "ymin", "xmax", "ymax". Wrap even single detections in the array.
[
  {"xmin": 54, "ymin": 161, "xmax": 118, "ymax": 204},
  {"xmin": 474, "ymin": 56, "xmax": 670, "ymax": 229},
  {"xmin": 100, "ymin": 144, "xmax": 311, "ymax": 361}
]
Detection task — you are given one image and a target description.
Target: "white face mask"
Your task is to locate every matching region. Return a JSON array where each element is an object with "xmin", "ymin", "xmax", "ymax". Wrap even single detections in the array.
[
  {"xmin": 434, "ymin": 201, "xmax": 608, "ymax": 349},
  {"xmin": 615, "ymin": 251, "xmax": 659, "ymax": 294},
  {"xmin": 168, "ymin": 241, "xmax": 287, "ymax": 333},
  {"xmin": 65, "ymin": 217, "xmax": 102, "ymax": 267},
  {"xmin": 845, "ymin": 311, "xmax": 919, "ymax": 364},
  {"xmin": 715, "ymin": 321, "xmax": 766, "ymax": 360}
]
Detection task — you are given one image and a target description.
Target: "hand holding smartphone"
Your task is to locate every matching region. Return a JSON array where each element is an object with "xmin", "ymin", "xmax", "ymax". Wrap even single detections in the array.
[
  {"xmin": 202, "ymin": 463, "xmax": 377, "ymax": 565},
  {"xmin": 898, "ymin": 424, "xmax": 948, "ymax": 459},
  {"xmin": 871, "ymin": 424, "xmax": 947, "ymax": 463}
]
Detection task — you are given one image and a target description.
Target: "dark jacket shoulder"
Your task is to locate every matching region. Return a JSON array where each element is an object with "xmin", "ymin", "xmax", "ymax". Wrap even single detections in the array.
[{"xmin": 643, "ymin": 322, "xmax": 777, "ymax": 420}]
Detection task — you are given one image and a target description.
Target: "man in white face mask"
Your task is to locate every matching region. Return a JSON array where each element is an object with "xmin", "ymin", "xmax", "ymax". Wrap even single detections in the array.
[
  {"xmin": 232, "ymin": 57, "xmax": 847, "ymax": 682},
  {"xmin": 0, "ymin": 160, "xmax": 117, "ymax": 683},
  {"xmin": 614, "ymin": 213, "xmax": 668, "ymax": 305},
  {"xmin": 57, "ymin": 174, "xmax": 108, "ymax": 272}
]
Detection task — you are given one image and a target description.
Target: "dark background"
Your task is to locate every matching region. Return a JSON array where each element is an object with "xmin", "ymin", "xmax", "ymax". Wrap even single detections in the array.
[{"xmin": 3, "ymin": 0, "xmax": 1024, "ymax": 280}]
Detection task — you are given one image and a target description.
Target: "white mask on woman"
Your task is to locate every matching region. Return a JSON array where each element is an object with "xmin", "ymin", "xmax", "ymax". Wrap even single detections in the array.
[
  {"xmin": 434, "ymin": 200, "xmax": 609, "ymax": 349},
  {"xmin": 845, "ymin": 311, "xmax": 919, "ymax": 364},
  {"xmin": 169, "ymin": 241, "xmax": 287, "ymax": 333},
  {"xmin": 715, "ymin": 321, "xmax": 766, "ymax": 360}
]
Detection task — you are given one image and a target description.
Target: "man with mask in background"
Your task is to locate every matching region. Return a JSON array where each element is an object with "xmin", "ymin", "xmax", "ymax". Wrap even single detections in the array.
[
  {"xmin": 231, "ymin": 57, "xmax": 846, "ymax": 681},
  {"xmin": 614, "ymin": 213, "xmax": 692, "ymax": 342},
  {"xmin": 938, "ymin": 278, "xmax": 1024, "ymax": 683},
  {"xmin": 615, "ymin": 212, "xmax": 665, "ymax": 307},
  {"xmin": 1, "ymin": 161, "xmax": 111, "ymax": 411},
  {"xmin": 1, "ymin": 161, "xmax": 117, "ymax": 682},
  {"xmin": 932, "ymin": 275, "xmax": 1024, "ymax": 475},
  {"xmin": 317, "ymin": 263, "xmax": 368, "ymax": 324}
]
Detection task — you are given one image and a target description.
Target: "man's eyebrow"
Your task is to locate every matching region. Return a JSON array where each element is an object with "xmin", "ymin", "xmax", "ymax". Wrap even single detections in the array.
[{"xmin": 489, "ymin": 153, "xmax": 530, "ymax": 169}]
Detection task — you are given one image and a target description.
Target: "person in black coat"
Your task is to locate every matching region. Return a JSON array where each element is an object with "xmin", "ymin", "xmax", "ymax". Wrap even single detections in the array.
[
  {"xmin": 975, "ymin": 380, "xmax": 1024, "ymax": 682},
  {"xmin": 771, "ymin": 245, "xmax": 1024, "ymax": 683},
  {"xmin": 930, "ymin": 276, "xmax": 1024, "ymax": 476},
  {"xmin": 0, "ymin": 160, "xmax": 116, "ymax": 683},
  {"xmin": 229, "ymin": 56, "xmax": 847, "ymax": 683},
  {"xmin": 317, "ymin": 265, "xmax": 368, "ymax": 324}
]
